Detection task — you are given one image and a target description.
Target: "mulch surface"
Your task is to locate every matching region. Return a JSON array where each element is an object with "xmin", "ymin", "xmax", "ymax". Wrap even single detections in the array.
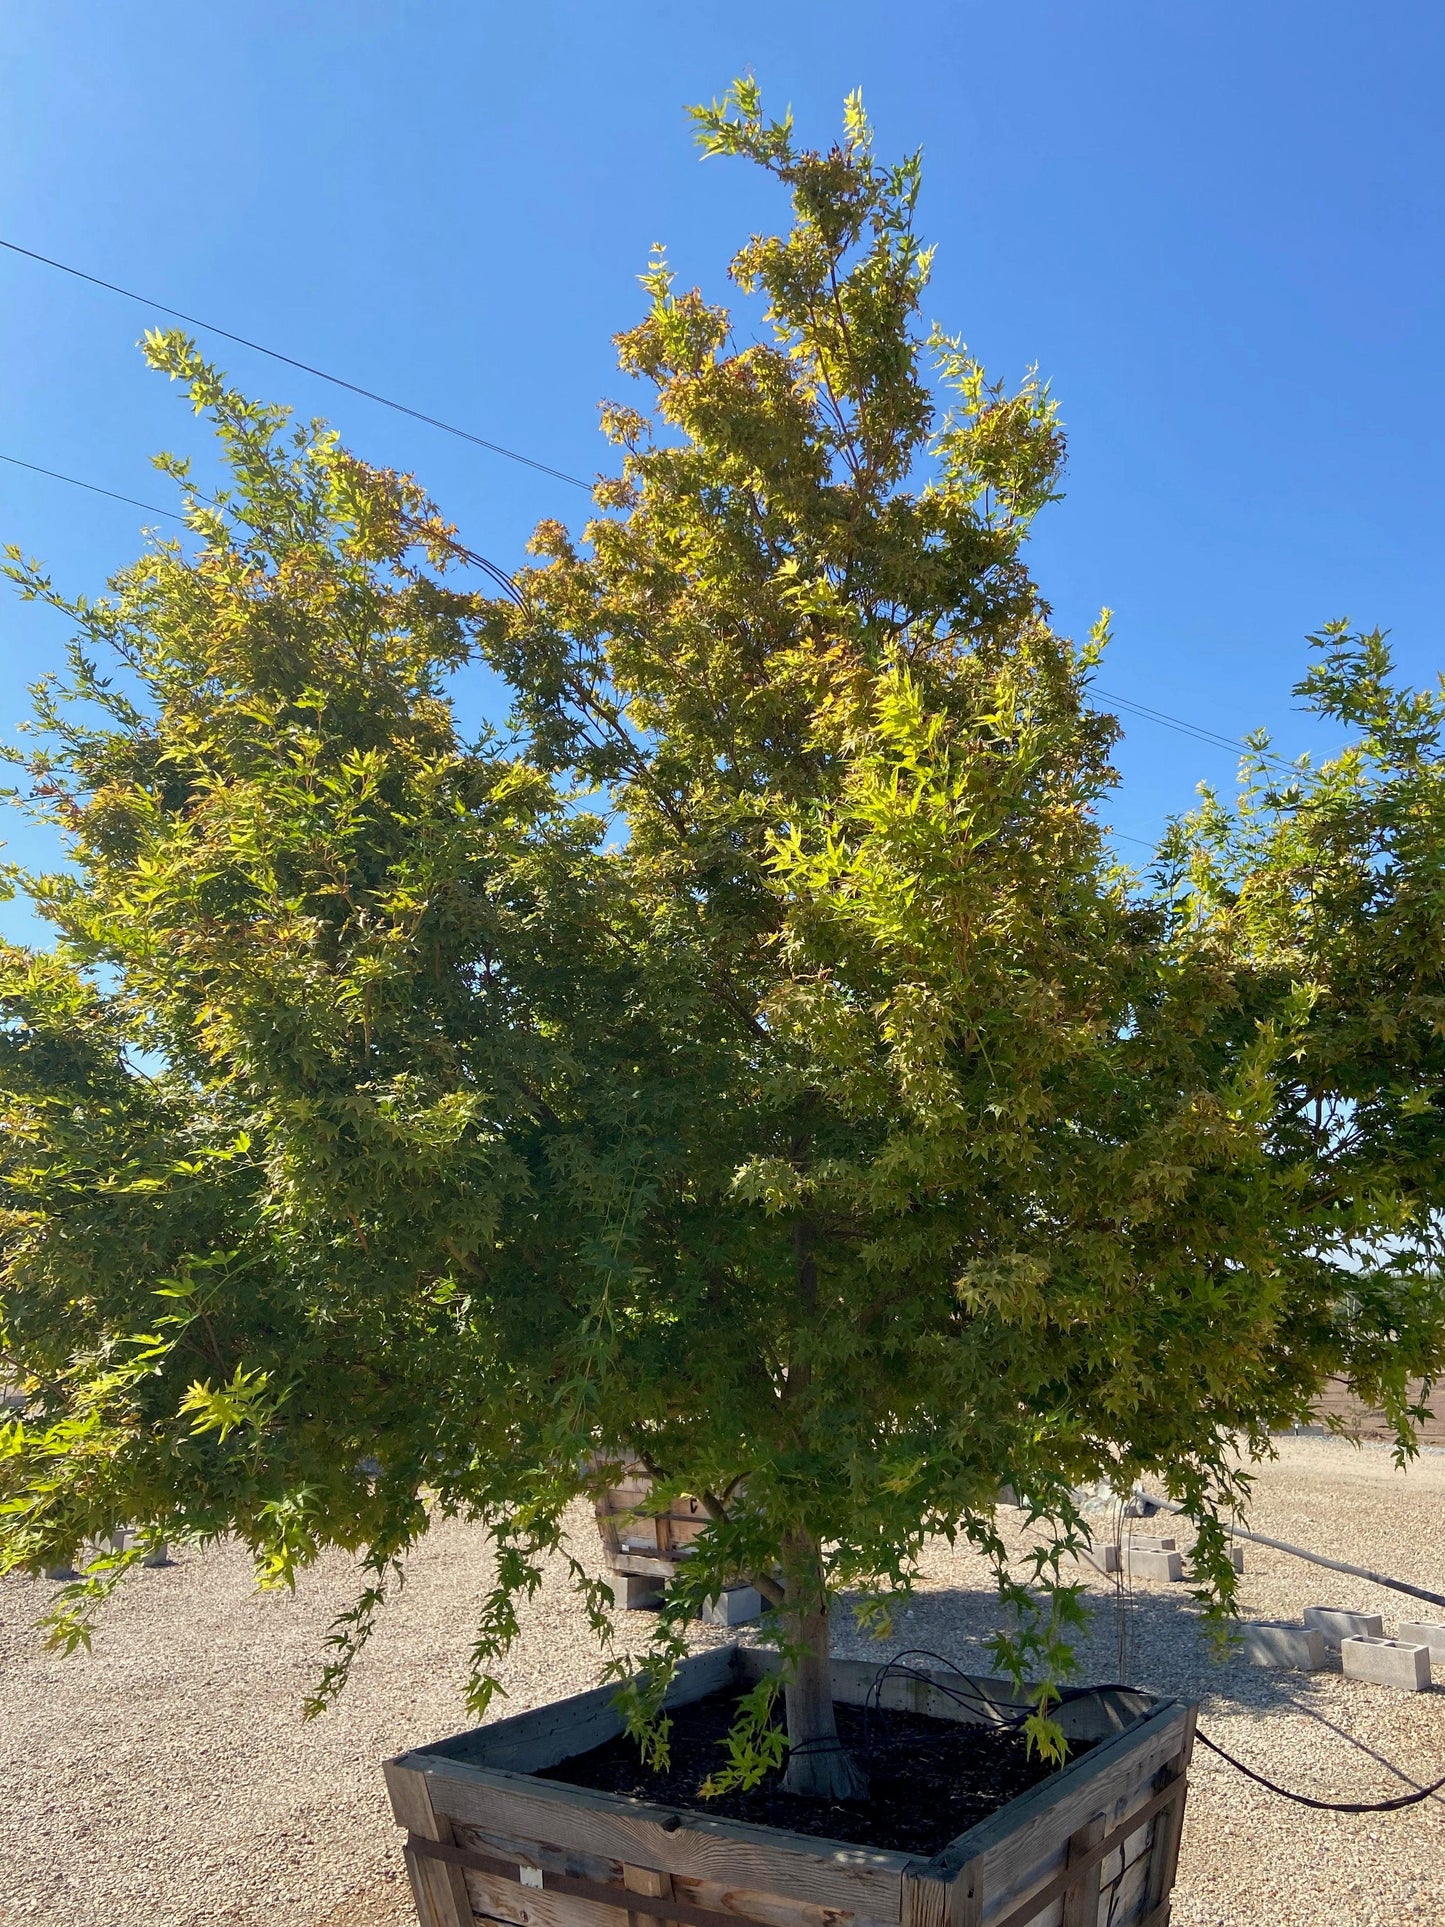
[{"xmin": 540, "ymin": 1689, "xmax": 1087, "ymax": 1856}]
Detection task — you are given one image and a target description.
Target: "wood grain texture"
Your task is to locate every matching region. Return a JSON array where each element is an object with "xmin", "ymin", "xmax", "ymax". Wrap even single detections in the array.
[
  {"xmin": 931, "ymin": 1704, "xmax": 1192, "ymax": 1927},
  {"xmin": 385, "ymin": 1760, "xmax": 476, "ymax": 1927},
  {"xmin": 458, "ymin": 1864, "xmax": 610, "ymax": 1927},
  {"xmin": 415, "ymin": 1757, "xmax": 910, "ymax": 1919},
  {"xmin": 1058, "ymin": 1814, "xmax": 1104, "ymax": 1927},
  {"xmin": 901, "ymin": 1863, "xmax": 981, "ymax": 1927},
  {"xmin": 416, "ymin": 1647, "xmax": 740, "ymax": 1776},
  {"xmin": 626, "ymin": 1860, "xmax": 676, "ymax": 1927},
  {"xmin": 387, "ymin": 1649, "xmax": 1191, "ymax": 1927},
  {"xmin": 1142, "ymin": 1715, "xmax": 1196, "ymax": 1918}
]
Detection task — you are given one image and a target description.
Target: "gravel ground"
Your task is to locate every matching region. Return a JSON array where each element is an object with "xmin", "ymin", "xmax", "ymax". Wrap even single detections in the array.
[{"xmin": 2, "ymin": 1437, "xmax": 1443, "ymax": 1927}]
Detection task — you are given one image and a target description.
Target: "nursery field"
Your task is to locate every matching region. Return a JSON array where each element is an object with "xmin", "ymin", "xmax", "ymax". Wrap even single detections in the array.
[{"xmin": 1, "ymin": 1437, "xmax": 1442, "ymax": 1927}]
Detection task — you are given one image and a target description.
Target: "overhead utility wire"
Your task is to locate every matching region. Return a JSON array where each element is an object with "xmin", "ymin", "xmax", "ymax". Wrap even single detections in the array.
[
  {"xmin": 1, "ymin": 449, "xmax": 527, "ymax": 606},
  {"xmin": 0, "ymin": 451, "xmax": 183, "ymax": 523},
  {"xmin": 1095, "ymin": 685, "xmax": 1301, "ymax": 777},
  {"xmin": 0, "ymin": 238, "xmax": 1311, "ymax": 784},
  {"xmin": 0, "ymin": 237, "xmax": 593, "ymax": 492}
]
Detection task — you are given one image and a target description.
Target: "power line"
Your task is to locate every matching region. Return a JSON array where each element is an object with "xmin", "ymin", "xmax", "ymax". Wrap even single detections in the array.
[
  {"xmin": 0, "ymin": 239, "xmax": 1322, "ymax": 790},
  {"xmin": 1095, "ymin": 684, "xmax": 1301, "ymax": 777},
  {"xmin": 1, "ymin": 448, "xmax": 526, "ymax": 604},
  {"xmin": 0, "ymin": 439, "xmax": 1294, "ymax": 818},
  {"xmin": 0, "ymin": 237, "xmax": 1319, "ymax": 790},
  {"xmin": 0, "ymin": 237, "xmax": 593, "ymax": 493},
  {"xmin": 0, "ymin": 450, "xmax": 182, "ymax": 523}
]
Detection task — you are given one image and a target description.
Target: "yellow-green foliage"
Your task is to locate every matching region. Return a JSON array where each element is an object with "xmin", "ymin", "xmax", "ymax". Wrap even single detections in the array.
[{"xmin": 1, "ymin": 87, "xmax": 1441, "ymax": 1759}]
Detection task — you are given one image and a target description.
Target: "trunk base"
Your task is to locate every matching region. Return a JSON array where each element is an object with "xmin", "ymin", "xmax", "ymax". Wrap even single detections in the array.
[
  {"xmin": 782, "ymin": 1601, "xmax": 869, "ymax": 1801},
  {"xmin": 780, "ymin": 1742, "xmax": 870, "ymax": 1801}
]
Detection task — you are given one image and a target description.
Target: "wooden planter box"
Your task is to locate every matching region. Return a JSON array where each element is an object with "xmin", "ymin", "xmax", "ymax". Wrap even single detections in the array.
[{"xmin": 385, "ymin": 1646, "xmax": 1196, "ymax": 1927}]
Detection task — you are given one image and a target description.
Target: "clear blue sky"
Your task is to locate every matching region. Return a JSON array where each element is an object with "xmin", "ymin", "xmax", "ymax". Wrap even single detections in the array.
[{"xmin": 2, "ymin": 3, "xmax": 1441, "ymax": 935}]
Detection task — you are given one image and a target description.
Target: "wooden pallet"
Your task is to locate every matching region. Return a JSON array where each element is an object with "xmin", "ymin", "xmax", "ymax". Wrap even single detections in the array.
[
  {"xmin": 385, "ymin": 1646, "xmax": 1195, "ymax": 1927},
  {"xmin": 593, "ymin": 1473, "xmax": 711, "ymax": 1583}
]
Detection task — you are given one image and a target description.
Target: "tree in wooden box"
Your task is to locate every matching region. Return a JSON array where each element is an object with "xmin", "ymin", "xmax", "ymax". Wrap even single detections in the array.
[
  {"xmin": 388, "ymin": 1647, "xmax": 1196, "ymax": 1927},
  {"xmin": 2, "ymin": 73, "xmax": 1443, "ymax": 1854}
]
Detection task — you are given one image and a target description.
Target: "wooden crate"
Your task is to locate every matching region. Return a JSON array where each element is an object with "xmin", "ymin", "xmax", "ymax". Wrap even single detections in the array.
[
  {"xmin": 593, "ymin": 1472, "xmax": 711, "ymax": 1583},
  {"xmin": 385, "ymin": 1646, "xmax": 1196, "ymax": 1927}
]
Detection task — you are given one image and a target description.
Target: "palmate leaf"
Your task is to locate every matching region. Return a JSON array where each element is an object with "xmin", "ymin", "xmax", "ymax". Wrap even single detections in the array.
[{"xmin": 1, "ymin": 83, "xmax": 1442, "ymax": 1793}]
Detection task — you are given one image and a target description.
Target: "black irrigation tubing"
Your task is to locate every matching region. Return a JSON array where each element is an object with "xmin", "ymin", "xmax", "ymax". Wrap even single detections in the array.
[
  {"xmin": 1194, "ymin": 1729, "xmax": 1445, "ymax": 1813},
  {"xmin": 867, "ymin": 1646, "xmax": 1445, "ymax": 1816}
]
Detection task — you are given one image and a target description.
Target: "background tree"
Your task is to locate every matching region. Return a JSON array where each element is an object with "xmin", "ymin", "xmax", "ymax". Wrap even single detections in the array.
[{"xmin": 3, "ymin": 84, "xmax": 1442, "ymax": 1802}]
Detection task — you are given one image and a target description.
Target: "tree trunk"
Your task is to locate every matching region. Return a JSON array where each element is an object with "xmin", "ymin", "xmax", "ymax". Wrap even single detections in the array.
[{"xmin": 779, "ymin": 1537, "xmax": 869, "ymax": 1801}]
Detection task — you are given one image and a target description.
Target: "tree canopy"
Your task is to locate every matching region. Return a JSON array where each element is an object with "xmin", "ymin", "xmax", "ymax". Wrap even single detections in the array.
[{"xmin": 3, "ymin": 82, "xmax": 1442, "ymax": 1795}]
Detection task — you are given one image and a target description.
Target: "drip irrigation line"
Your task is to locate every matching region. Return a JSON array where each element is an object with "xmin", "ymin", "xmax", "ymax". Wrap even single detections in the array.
[
  {"xmin": 846, "ymin": 1644, "xmax": 1445, "ymax": 1817},
  {"xmin": 1194, "ymin": 1729, "xmax": 1445, "ymax": 1812},
  {"xmin": 0, "ymin": 236, "xmax": 593, "ymax": 491}
]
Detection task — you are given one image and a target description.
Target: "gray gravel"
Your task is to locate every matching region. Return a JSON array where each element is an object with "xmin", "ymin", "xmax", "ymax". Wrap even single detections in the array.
[{"xmin": 2, "ymin": 1437, "xmax": 1443, "ymax": 1926}]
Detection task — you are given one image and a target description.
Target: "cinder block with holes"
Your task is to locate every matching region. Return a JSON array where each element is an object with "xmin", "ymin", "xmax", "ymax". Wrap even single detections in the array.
[
  {"xmin": 1240, "ymin": 1621, "xmax": 1327, "ymax": 1670},
  {"xmin": 1128, "ymin": 1535, "xmax": 1177, "ymax": 1553},
  {"xmin": 1340, "ymin": 1635, "xmax": 1431, "ymax": 1691},
  {"xmin": 1396, "ymin": 1620, "xmax": 1445, "ymax": 1661},
  {"xmin": 1303, "ymin": 1606, "xmax": 1385, "ymax": 1651}
]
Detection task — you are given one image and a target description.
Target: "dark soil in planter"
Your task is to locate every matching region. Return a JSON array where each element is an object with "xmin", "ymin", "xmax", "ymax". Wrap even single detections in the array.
[{"xmin": 539, "ymin": 1689, "xmax": 1093, "ymax": 1855}]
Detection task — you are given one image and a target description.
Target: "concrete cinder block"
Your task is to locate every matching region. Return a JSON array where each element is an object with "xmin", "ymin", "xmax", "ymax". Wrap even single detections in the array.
[
  {"xmin": 141, "ymin": 1542, "xmax": 172, "ymax": 1569},
  {"xmin": 1240, "ymin": 1621, "xmax": 1327, "ymax": 1670},
  {"xmin": 1396, "ymin": 1620, "xmax": 1445, "ymax": 1661},
  {"xmin": 1126, "ymin": 1547, "xmax": 1184, "ymax": 1582},
  {"xmin": 1071, "ymin": 1542, "xmax": 1122, "ymax": 1577},
  {"xmin": 1340, "ymin": 1635, "xmax": 1431, "ymax": 1691},
  {"xmin": 701, "ymin": 1585, "xmax": 763, "ymax": 1626},
  {"xmin": 1128, "ymin": 1535, "xmax": 1177, "ymax": 1553},
  {"xmin": 1303, "ymin": 1607, "xmax": 1386, "ymax": 1651},
  {"xmin": 617, "ymin": 1574, "xmax": 664, "ymax": 1610},
  {"xmin": 1228, "ymin": 1546, "xmax": 1245, "ymax": 1575}
]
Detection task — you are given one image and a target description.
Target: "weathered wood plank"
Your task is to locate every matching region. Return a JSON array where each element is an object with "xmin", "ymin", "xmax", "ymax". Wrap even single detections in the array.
[
  {"xmin": 901, "ymin": 1863, "xmax": 981, "ymax": 1927},
  {"xmin": 415, "ymin": 1757, "xmax": 909, "ymax": 1920},
  {"xmin": 932, "ymin": 1704, "xmax": 1190, "ymax": 1927},
  {"xmin": 627, "ymin": 1860, "xmax": 676, "ymax": 1927},
  {"xmin": 460, "ymin": 1863, "xmax": 628, "ymax": 1927},
  {"xmin": 386, "ymin": 1759, "xmax": 477, "ymax": 1927},
  {"xmin": 1057, "ymin": 1813, "xmax": 1103, "ymax": 1927},
  {"xmin": 968, "ymin": 1775, "xmax": 1185, "ymax": 1927},
  {"xmin": 414, "ymin": 1647, "xmax": 741, "ymax": 1776},
  {"xmin": 1142, "ymin": 1712, "xmax": 1195, "ymax": 1918},
  {"xmin": 1102, "ymin": 1834, "xmax": 1154, "ymax": 1927},
  {"xmin": 450, "ymin": 1819, "xmax": 892, "ymax": 1927}
]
